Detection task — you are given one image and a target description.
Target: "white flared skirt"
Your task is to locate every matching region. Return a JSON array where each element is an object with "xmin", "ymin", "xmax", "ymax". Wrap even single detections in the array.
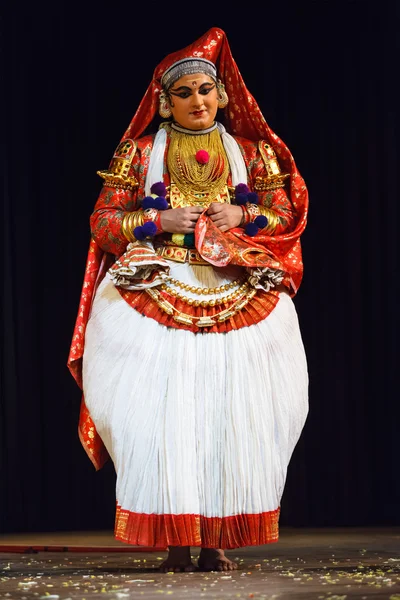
[{"xmin": 82, "ymin": 262, "xmax": 308, "ymax": 548}]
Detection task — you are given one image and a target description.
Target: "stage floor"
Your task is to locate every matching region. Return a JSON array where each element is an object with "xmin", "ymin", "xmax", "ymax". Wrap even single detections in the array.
[{"xmin": 1, "ymin": 528, "xmax": 399, "ymax": 599}]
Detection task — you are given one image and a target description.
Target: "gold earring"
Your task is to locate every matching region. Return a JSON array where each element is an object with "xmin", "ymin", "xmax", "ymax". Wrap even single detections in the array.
[
  {"xmin": 159, "ymin": 91, "xmax": 172, "ymax": 118},
  {"xmin": 217, "ymin": 80, "xmax": 229, "ymax": 108}
]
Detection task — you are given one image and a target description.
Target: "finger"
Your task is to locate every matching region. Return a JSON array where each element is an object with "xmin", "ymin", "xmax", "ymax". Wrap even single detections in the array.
[
  {"xmin": 209, "ymin": 215, "xmax": 226, "ymax": 225},
  {"xmin": 217, "ymin": 224, "xmax": 229, "ymax": 232},
  {"xmin": 188, "ymin": 206, "xmax": 204, "ymax": 214},
  {"xmin": 207, "ymin": 203, "xmax": 224, "ymax": 215}
]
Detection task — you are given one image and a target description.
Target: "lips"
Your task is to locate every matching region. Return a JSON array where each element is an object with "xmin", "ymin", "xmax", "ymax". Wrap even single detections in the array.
[{"xmin": 191, "ymin": 110, "xmax": 205, "ymax": 117}]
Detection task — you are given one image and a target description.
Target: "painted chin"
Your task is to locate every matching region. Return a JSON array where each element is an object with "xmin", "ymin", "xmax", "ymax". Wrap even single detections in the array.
[{"xmin": 188, "ymin": 110, "xmax": 212, "ymax": 128}]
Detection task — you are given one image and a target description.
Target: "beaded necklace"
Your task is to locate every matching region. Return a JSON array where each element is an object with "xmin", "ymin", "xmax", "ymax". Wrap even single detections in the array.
[{"xmin": 167, "ymin": 128, "xmax": 229, "ymax": 204}]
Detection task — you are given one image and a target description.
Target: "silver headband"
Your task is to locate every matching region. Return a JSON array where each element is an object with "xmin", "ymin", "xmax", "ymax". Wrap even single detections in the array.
[{"xmin": 161, "ymin": 58, "xmax": 217, "ymax": 90}]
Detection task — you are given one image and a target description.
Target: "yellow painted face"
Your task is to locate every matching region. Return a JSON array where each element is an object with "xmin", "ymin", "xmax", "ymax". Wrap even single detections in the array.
[{"xmin": 168, "ymin": 73, "xmax": 218, "ymax": 130}]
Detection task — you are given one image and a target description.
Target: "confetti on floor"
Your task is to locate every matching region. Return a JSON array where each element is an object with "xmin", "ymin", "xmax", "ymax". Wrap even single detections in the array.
[{"xmin": 0, "ymin": 529, "xmax": 399, "ymax": 599}]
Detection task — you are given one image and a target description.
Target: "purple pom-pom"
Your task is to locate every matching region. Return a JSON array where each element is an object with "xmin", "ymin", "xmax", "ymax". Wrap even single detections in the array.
[
  {"xmin": 245, "ymin": 222, "xmax": 259, "ymax": 237},
  {"xmin": 133, "ymin": 226, "xmax": 146, "ymax": 241},
  {"xmin": 150, "ymin": 181, "xmax": 167, "ymax": 197},
  {"xmin": 247, "ymin": 192, "xmax": 259, "ymax": 204},
  {"xmin": 142, "ymin": 221, "xmax": 158, "ymax": 236},
  {"xmin": 235, "ymin": 183, "xmax": 250, "ymax": 195},
  {"xmin": 142, "ymin": 196, "xmax": 155, "ymax": 210},
  {"xmin": 235, "ymin": 193, "xmax": 249, "ymax": 206},
  {"xmin": 254, "ymin": 215, "xmax": 268, "ymax": 229},
  {"xmin": 153, "ymin": 196, "xmax": 169, "ymax": 210}
]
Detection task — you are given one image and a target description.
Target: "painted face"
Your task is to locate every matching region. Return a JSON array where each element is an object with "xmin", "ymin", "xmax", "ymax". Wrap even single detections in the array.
[{"xmin": 168, "ymin": 73, "xmax": 218, "ymax": 130}]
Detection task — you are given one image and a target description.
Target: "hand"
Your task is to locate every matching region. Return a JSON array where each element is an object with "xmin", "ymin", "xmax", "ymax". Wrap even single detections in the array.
[
  {"xmin": 207, "ymin": 203, "xmax": 243, "ymax": 232},
  {"xmin": 160, "ymin": 206, "xmax": 204, "ymax": 234}
]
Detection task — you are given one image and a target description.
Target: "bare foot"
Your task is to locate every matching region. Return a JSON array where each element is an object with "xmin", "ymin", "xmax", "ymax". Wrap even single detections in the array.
[
  {"xmin": 198, "ymin": 548, "xmax": 238, "ymax": 571},
  {"xmin": 159, "ymin": 546, "xmax": 197, "ymax": 573}
]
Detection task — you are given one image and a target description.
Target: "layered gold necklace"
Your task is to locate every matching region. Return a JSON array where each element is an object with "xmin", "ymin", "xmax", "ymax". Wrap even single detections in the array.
[{"xmin": 167, "ymin": 128, "xmax": 230, "ymax": 206}]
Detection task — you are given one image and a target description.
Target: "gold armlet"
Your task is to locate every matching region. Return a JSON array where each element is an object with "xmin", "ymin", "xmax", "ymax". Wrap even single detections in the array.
[
  {"xmin": 97, "ymin": 139, "xmax": 139, "ymax": 191},
  {"xmin": 254, "ymin": 173, "xmax": 290, "ymax": 192},
  {"xmin": 97, "ymin": 171, "xmax": 139, "ymax": 191},
  {"xmin": 255, "ymin": 141, "xmax": 290, "ymax": 192},
  {"xmin": 258, "ymin": 206, "xmax": 281, "ymax": 233}
]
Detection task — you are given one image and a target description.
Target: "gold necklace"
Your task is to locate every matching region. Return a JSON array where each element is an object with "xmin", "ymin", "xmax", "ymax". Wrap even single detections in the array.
[{"xmin": 167, "ymin": 129, "xmax": 229, "ymax": 204}]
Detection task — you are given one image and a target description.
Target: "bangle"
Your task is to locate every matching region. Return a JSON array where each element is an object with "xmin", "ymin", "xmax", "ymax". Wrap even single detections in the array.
[
  {"xmin": 153, "ymin": 211, "xmax": 163, "ymax": 233},
  {"xmin": 239, "ymin": 205, "xmax": 250, "ymax": 227},
  {"xmin": 121, "ymin": 210, "xmax": 145, "ymax": 242},
  {"xmin": 258, "ymin": 206, "xmax": 280, "ymax": 233}
]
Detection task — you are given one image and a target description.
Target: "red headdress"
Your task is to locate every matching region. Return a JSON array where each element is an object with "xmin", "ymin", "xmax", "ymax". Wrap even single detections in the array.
[{"xmin": 124, "ymin": 27, "xmax": 293, "ymax": 142}]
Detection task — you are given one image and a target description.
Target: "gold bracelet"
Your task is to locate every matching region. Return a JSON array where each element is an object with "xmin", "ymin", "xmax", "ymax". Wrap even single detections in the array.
[
  {"xmin": 121, "ymin": 210, "xmax": 145, "ymax": 243},
  {"xmin": 258, "ymin": 206, "xmax": 281, "ymax": 233},
  {"xmin": 132, "ymin": 210, "xmax": 145, "ymax": 229},
  {"xmin": 128, "ymin": 212, "xmax": 136, "ymax": 239},
  {"xmin": 121, "ymin": 213, "xmax": 132, "ymax": 242}
]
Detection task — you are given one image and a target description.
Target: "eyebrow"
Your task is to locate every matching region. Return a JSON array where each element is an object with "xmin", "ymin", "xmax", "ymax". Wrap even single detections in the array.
[{"xmin": 170, "ymin": 82, "xmax": 215, "ymax": 93}]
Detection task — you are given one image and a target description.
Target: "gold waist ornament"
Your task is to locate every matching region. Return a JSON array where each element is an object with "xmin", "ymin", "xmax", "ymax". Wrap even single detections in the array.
[{"xmin": 167, "ymin": 128, "xmax": 230, "ymax": 207}]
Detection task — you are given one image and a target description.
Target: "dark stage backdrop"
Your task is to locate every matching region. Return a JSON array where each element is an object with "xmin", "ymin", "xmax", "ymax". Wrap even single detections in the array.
[{"xmin": 2, "ymin": 2, "xmax": 399, "ymax": 534}]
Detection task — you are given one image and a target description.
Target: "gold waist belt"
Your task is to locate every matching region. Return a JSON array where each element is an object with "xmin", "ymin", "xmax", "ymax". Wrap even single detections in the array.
[{"xmin": 156, "ymin": 245, "xmax": 211, "ymax": 266}]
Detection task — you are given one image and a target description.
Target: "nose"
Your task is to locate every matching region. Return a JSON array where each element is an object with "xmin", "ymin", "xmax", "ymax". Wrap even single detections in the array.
[{"xmin": 191, "ymin": 91, "xmax": 205, "ymax": 109}]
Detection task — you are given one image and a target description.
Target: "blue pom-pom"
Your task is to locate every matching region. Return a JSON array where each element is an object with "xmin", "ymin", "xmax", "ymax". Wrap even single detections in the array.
[
  {"xmin": 153, "ymin": 196, "xmax": 169, "ymax": 210},
  {"xmin": 235, "ymin": 183, "xmax": 250, "ymax": 195},
  {"xmin": 133, "ymin": 226, "xmax": 146, "ymax": 241},
  {"xmin": 150, "ymin": 181, "xmax": 167, "ymax": 197},
  {"xmin": 142, "ymin": 221, "xmax": 158, "ymax": 236},
  {"xmin": 254, "ymin": 215, "xmax": 268, "ymax": 229},
  {"xmin": 245, "ymin": 222, "xmax": 259, "ymax": 237},
  {"xmin": 142, "ymin": 196, "xmax": 155, "ymax": 210},
  {"xmin": 247, "ymin": 192, "xmax": 259, "ymax": 204},
  {"xmin": 235, "ymin": 193, "xmax": 248, "ymax": 206}
]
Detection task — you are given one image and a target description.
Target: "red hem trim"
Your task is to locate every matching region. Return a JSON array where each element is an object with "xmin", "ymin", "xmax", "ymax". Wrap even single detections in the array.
[{"xmin": 115, "ymin": 506, "xmax": 280, "ymax": 549}]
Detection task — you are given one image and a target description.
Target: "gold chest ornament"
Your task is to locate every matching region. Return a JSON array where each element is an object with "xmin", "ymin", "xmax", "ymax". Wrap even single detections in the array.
[
  {"xmin": 167, "ymin": 128, "xmax": 230, "ymax": 208},
  {"xmin": 169, "ymin": 182, "xmax": 230, "ymax": 208}
]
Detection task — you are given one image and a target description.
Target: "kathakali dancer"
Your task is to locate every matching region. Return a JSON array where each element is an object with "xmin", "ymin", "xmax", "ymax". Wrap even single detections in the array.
[{"xmin": 68, "ymin": 27, "xmax": 309, "ymax": 572}]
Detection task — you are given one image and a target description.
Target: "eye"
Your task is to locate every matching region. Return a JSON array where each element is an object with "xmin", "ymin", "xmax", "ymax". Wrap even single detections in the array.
[
  {"xmin": 175, "ymin": 92, "xmax": 191, "ymax": 99},
  {"xmin": 200, "ymin": 87, "xmax": 214, "ymax": 95}
]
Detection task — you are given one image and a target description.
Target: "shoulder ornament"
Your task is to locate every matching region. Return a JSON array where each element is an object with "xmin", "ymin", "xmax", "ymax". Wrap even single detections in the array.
[
  {"xmin": 97, "ymin": 139, "xmax": 139, "ymax": 191},
  {"xmin": 254, "ymin": 141, "xmax": 290, "ymax": 192}
]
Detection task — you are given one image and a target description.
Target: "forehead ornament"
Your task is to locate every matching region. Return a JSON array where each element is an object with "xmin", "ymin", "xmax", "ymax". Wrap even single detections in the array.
[{"xmin": 161, "ymin": 58, "xmax": 217, "ymax": 90}]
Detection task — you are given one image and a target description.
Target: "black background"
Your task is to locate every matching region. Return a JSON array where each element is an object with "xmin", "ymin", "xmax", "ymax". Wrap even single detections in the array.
[{"xmin": 2, "ymin": 0, "xmax": 399, "ymax": 534}]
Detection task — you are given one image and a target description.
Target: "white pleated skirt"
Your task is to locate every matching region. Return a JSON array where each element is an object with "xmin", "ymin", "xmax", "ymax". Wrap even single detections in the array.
[{"xmin": 82, "ymin": 262, "xmax": 308, "ymax": 548}]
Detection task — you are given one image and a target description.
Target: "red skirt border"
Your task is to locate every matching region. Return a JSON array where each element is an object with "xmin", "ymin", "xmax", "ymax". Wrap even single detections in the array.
[{"xmin": 115, "ymin": 505, "xmax": 280, "ymax": 549}]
